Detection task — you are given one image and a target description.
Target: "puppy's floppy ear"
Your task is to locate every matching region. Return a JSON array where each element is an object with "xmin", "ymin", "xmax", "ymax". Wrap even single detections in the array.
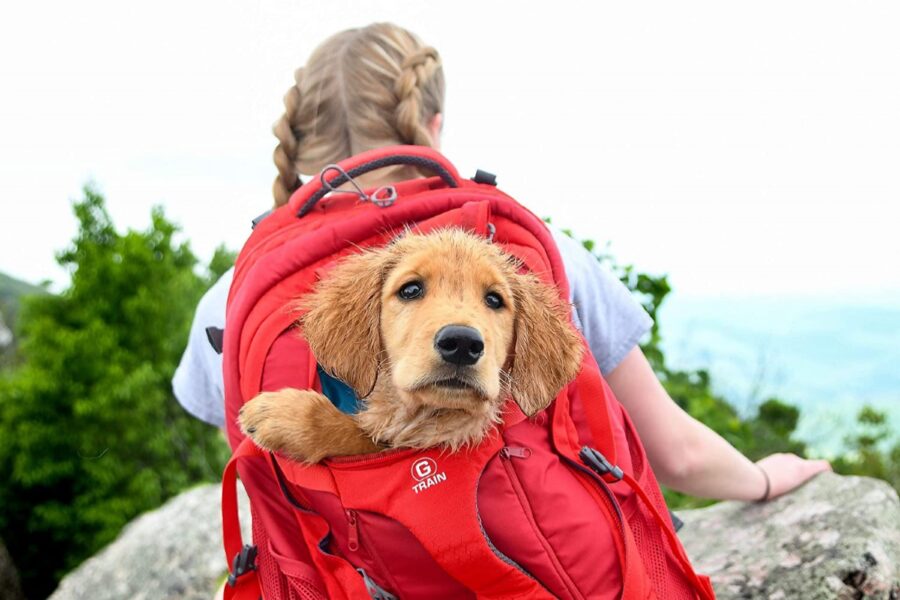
[
  {"xmin": 300, "ymin": 247, "xmax": 394, "ymax": 396},
  {"xmin": 509, "ymin": 272, "xmax": 584, "ymax": 416}
]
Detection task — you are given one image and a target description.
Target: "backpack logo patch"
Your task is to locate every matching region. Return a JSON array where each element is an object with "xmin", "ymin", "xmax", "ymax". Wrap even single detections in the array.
[{"xmin": 410, "ymin": 458, "xmax": 447, "ymax": 494}]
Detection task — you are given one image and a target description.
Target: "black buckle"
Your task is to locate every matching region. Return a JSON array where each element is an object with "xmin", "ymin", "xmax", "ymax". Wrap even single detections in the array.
[
  {"xmin": 227, "ymin": 544, "xmax": 258, "ymax": 587},
  {"xmin": 472, "ymin": 169, "xmax": 497, "ymax": 186},
  {"xmin": 580, "ymin": 446, "xmax": 623, "ymax": 481}
]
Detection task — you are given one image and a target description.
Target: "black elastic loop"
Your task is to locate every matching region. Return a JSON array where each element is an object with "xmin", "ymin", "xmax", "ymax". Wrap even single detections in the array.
[
  {"xmin": 670, "ymin": 510, "xmax": 684, "ymax": 533},
  {"xmin": 297, "ymin": 155, "xmax": 459, "ymax": 218},
  {"xmin": 251, "ymin": 209, "xmax": 272, "ymax": 229},
  {"xmin": 205, "ymin": 326, "xmax": 224, "ymax": 355}
]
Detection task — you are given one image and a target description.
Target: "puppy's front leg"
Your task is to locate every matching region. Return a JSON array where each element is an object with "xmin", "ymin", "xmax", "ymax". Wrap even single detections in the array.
[{"xmin": 239, "ymin": 389, "xmax": 380, "ymax": 463}]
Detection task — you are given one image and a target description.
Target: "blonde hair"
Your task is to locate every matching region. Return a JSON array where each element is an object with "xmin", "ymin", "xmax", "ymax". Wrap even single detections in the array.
[{"xmin": 272, "ymin": 23, "xmax": 445, "ymax": 206}]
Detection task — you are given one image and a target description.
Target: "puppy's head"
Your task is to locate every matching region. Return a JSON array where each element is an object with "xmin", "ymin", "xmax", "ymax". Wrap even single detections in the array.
[{"xmin": 301, "ymin": 228, "xmax": 583, "ymax": 439}]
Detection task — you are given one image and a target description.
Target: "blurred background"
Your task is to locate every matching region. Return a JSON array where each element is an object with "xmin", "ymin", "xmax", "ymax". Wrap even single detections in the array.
[{"xmin": 1, "ymin": 1, "xmax": 898, "ymax": 597}]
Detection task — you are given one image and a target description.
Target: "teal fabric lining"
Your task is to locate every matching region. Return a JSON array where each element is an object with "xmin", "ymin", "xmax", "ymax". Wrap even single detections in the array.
[{"xmin": 317, "ymin": 365, "xmax": 361, "ymax": 414}]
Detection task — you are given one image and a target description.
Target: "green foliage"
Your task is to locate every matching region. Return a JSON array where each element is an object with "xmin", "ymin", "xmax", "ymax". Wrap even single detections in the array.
[
  {"xmin": 0, "ymin": 187, "xmax": 229, "ymax": 598},
  {"xmin": 208, "ymin": 244, "xmax": 238, "ymax": 283},
  {"xmin": 577, "ymin": 236, "xmax": 671, "ymax": 370},
  {"xmin": 833, "ymin": 406, "xmax": 900, "ymax": 491}
]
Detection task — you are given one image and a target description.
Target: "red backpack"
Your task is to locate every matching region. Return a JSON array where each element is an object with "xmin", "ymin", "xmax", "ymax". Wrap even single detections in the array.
[{"xmin": 220, "ymin": 146, "xmax": 715, "ymax": 600}]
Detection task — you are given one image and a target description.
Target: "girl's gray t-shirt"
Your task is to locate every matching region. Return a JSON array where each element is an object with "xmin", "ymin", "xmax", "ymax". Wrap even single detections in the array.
[{"xmin": 172, "ymin": 226, "xmax": 653, "ymax": 427}]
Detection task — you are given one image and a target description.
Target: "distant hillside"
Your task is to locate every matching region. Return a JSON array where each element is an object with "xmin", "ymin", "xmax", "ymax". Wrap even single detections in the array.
[
  {"xmin": 0, "ymin": 271, "xmax": 46, "ymax": 319},
  {"xmin": 659, "ymin": 293, "xmax": 900, "ymax": 454},
  {"xmin": 0, "ymin": 271, "xmax": 47, "ymax": 360}
]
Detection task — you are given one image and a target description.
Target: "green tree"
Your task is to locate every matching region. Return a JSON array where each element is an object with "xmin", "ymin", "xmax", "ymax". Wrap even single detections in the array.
[
  {"xmin": 833, "ymin": 406, "xmax": 900, "ymax": 491},
  {"xmin": 0, "ymin": 187, "xmax": 229, "ymax": 598}
]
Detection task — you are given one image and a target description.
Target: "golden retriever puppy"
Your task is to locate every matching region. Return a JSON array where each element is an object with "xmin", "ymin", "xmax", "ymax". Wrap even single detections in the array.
[{"xmin": 238, "ymin": 228, "xmax": 583, "ymax": 463}]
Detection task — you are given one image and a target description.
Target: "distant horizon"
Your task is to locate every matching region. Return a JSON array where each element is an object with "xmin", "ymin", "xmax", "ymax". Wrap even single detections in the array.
[{"xmin": 3, "ymin": 238, "xmax": 900, "ymax": 308}]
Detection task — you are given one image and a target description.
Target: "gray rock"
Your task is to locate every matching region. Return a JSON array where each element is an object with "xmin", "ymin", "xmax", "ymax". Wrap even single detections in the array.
[
  {"xmin": 50, "ymin": 484, "xmax": 250, "ymax": 600},
  {"xmin": 679, "ymin": 472, "xmax": 900, "ymax": 599},
  {"xmin": 0, "ymin": 536, "xmax": 26, "ymax": 600}
]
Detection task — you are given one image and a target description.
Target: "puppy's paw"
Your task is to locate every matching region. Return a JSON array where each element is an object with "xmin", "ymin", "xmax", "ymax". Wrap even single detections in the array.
[{"xmin": 239, "ymin": 389, "xmax": 338, "ymax": 463}]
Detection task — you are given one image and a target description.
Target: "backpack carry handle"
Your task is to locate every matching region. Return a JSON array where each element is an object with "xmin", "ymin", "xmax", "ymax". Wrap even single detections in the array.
[{"xmin": 292, "ymin": 145, "xmax": 462, "ymax": 217}]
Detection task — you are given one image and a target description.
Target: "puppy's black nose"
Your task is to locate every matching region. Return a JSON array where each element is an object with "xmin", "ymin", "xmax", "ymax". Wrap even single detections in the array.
[{"xmin": 434, "ymin": 325, "xmax": 484, "ymax": 366}]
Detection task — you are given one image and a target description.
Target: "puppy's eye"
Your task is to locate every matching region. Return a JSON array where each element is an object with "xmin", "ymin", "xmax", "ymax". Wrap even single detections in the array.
[
  {"xmin": 398, "ymin": 281, "xmax": 424, "ymax": 300},
  {"xmin": 485, "ymin": 291, "xmax": 504, "ymax": 309}
]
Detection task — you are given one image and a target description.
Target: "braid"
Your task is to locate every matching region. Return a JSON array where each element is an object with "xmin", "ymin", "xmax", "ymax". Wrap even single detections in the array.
[
  {"xmin": 393, "ymin": 47, "xmax": 441, "ymax": 146},
  {"xmin": 269, "ymin": 24, "xmax": 445, "ymax": 200},
  {"xmin": 272, "ymin": 68, "xmax": 305, "ymax": 207}
]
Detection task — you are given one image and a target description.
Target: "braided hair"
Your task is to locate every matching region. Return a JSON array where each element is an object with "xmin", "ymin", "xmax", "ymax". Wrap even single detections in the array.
[{"xmin": 271, "ymin": 23, "xmax": 445, "ymax": 207}]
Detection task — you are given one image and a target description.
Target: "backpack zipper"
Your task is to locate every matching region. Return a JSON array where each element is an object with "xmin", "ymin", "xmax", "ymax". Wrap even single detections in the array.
[
  {"xmin": 344, "ymin": 509, "xmax": 403, "ymax": 596},
  {"xmin": 346, "ymin": 510, "xmax": 360, "ymax": 551},
  {"xmin": 474, "ymin": 469, "xmax": 552, "ymax": 596},
  {"xmin": 499, "ymin": 446, "xmax": 532, "ymax": 459},
  {"xmin": 560, "ymin": 456, "xmax": 629, "ymax": 564},
  {"xmin": 499, "ymin": 447, "xmax": 584, "ymax": 600},
  {"xmin": 326, "ymin": 446, "xmax": 414, "ymax": 466}
]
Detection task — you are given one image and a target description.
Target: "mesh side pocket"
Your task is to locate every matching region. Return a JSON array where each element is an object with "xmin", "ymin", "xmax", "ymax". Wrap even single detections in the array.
[
  {"xmin": 284, "ymin": 576, "xmax": 326, "ymax": 600},
  {"xmin": 265, "ymin": 540, "xmax": 328, "ymax": 599},
  {"xmin": 631, "ymin": 503, "xmax": 698, "ymax": 600},
  {"xmin": 629, "ymin": 509, "xmax": 669, "ymax": 600},
  {"xmin": 253, "ymin": 515, "xmax": 290, "ymax": 600},
  {"xmin": 252, "ymin": 511, "xmax": 327, "ymax": 600}
]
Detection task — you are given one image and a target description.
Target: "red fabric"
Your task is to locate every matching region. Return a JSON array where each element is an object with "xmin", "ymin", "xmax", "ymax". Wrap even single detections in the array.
[{"xmin": 221, "ymin": 147, "xmax": 715, "ymax": 599}]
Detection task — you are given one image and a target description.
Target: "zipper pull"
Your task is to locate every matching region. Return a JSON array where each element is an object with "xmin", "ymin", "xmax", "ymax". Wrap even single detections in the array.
[
  {"xmin": 500, "ymin": 446, "xmax": 532, "ymax": 459},
  {"xmin": 346, "ymin": 510, "xmax": 359, "ymax": 551}
]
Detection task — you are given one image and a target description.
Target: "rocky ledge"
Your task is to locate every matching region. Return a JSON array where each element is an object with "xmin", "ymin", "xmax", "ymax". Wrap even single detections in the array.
[
  {"xmin": 49, "ymin": 473, "xmax": 897, "ymax": 599},
  {"xmin": 49, "ymin": 484, "xmax": 250, "ymax": 600},
  {"xmin": 680, "ymin": 472, "xmax": 899, "ymax": 599}
]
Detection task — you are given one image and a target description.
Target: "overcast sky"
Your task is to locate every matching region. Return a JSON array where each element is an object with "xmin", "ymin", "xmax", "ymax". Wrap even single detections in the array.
[{"xmin": 1, "ymin": 1, "xmax": 898, "ymax": 302}]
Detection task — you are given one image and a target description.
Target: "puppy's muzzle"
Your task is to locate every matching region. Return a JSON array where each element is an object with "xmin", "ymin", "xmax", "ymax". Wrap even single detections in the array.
[{"xmin": 434, "ymin": 325, "xmax": 484, "ymax": 366}]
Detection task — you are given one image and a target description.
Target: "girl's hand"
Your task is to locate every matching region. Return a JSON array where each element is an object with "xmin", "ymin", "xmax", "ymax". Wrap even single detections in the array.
[{"xmin": 756, "ymin": 453, "xmax": 832, "ymax": 500}]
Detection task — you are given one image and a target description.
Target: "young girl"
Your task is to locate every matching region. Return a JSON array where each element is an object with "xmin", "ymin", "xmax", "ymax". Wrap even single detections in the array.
[{"xmin": 174, "ymin": 21, "xmax": 828, "ymax": 507}]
